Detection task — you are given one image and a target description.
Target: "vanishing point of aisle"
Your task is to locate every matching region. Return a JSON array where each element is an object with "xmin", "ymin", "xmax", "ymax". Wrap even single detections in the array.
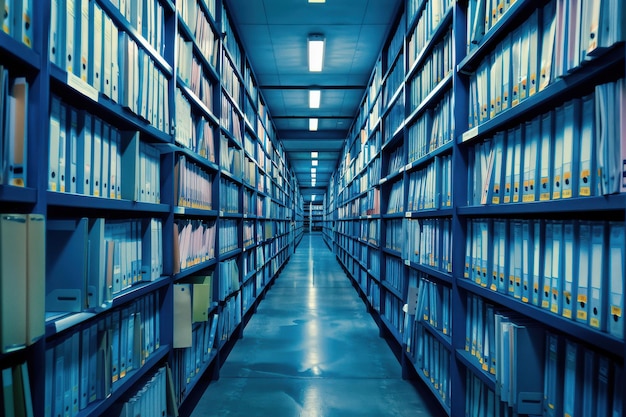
[{"xmin": 191, "ymin": 233, "xmax": 442, "ymax": 417}]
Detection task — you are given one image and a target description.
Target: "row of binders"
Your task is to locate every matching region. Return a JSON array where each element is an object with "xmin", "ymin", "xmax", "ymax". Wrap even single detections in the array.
[
  {"xmin": 175, "ymin": 154, "xmax": 214, "ymax": 210},
  {"xmin": 171, "ymin": 313, "xmax": 218, "ymax": 404},
  {"xmin": 406, "ymin": 217, "xmax": 452, "ymax": 273},
  {"xmin": 218, "ymin": 219, "xmax": 239, "ymax": 255},
  {"xmin": 220, "ymin": 133, "xmax": 243, "ymax": 177},
  {"xmin": 383, "ymin": 55, "xmax": 404, "ymax": 109},
  {"xmin": 407, "ymin": 0, "xmax": 454, "ymax": 69},
  {"xmin": 384, "ymin": 256, "xmax": 404, "ymax": 293},
  {"xmin": 218, "ymin": 258, "xmax": 240, "ymax": 301},
  {"xmin": 177, "ymin": 35, "xmax": 215, "ymax": 113},
  {"xmin": 50, "ymin": 96, "xmax": 161, "ymax": 202},
  {"xmin": 405, "ymin": 273, "xmax": 452, "ymax": 342},
  {"xmin": 412, "ymin": 324, "xmax": 451, "ymax": 407},
  {"xmin": 469, "ymin": 81, "xmax": 626, "ymax": 206},
  {"xmin": 386, "ymin": 179, "xmax": 404, "ymax": 214},
  {"xmin": 468, "ymin": 0, "xmax": 624, "ymax": 127},
  {"xmin": 407, "ymin": 89, "xmax": 454, "ymax": 163},
  {"xmin": 173, "ymin": 219, "xmax": 216, "ymax": 274},
  {"xmin": 116, "ymin": 366, "xmax": 176, "ymax": 417},
  {"xmin": 544, "ymin": 331, "xmax": 622, "ymax": 417},
  {"xmin": 408, "ymin": 26, "xmax": 453, "ymax": 109},
  {"xmin": 0, "ymin": 214, "xmax": 44, "ymax": 354},
  {"xmin": 47, "ymin": 217, "xmax": 163, "ymax": 313},
  {"xmin": 44, "ymin": 292, "xmax": 161, "ymax": 417},
  {"xmin": 222, "ymin": 56, "xmax": 242, "ymax": 109},
  {"xmin": 1, "ymin": 362, "xmax": 33, "ymax": 417},
  {"xmin": 174, "ymin": 88, "xmax": 217, "ymax": 161},
  {"xmin": 386, "ymin": 143, "xmax": 404, "ymax": 176},
  {"xmin": 104, "ymin": 0, "xmax": 166, "ymax": 56},
  {"xmin": 382, "ymin": 100, "xmax": 404, "ymax": 144},
  {"xmin": 219, "ymin": 178, "xmax": 240, "ymax": 214},
  {"xmin": 51, "ymin": 0, "xmax": 171, "ymax": 133},
  {"xmin": 407, "ymin": 154, "xmax": 453, "ymax": 211},
  {"xmin": 221, "ymin": 98, "xmax": 243, "ymax": 144},
  {"xmin": 0, "ymin": 71, "xmax": 28, "ymax": 187},
  {"xmin": 465, "ymin": 218, "xmax": 624, "ymax": 339},
  {"xmin": 218, "ymin": 292, "xmax": 242, "ymax": 344},
  {"xmin": 243, "ymin": 221, "xmax": 254, "ymax": 247},
  {"xmin": 176, "ymin": 0, "xmax": 219, "ymax": 69},
  {"xmin": 464, "ymin": 294, "xmax": 545, "ymax": 415},
  {"xmin": 1, "ymin": 0, "xmax": 33, "ymax": 47}
]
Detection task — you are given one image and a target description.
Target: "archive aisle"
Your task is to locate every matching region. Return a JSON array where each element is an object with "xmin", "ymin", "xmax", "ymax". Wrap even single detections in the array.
[
  {"xmin": 323, "ymin": 0, "xmax": 625, "ymax": 416},
  {"xmin": 0, "ymin": 0, "xmax": 304, "ymax": 416}
]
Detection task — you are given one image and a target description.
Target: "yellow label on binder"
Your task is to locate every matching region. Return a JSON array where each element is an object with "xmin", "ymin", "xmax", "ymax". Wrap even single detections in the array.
[
  {"xmin": 563, "ymin": 309, "xmax": 572, "ymax": 319},
  {"xmin": 590, "ymin": 318, "xmax": 600, "ymax": 328},
  {"xmin": 611, "ymin": 306, "xmax": 622, "ymax": 317}
]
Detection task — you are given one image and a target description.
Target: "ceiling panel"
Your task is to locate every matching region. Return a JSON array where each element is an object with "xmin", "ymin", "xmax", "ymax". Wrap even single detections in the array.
[{"xmin": 224, "ymin": 0, "xmax": 403, "ymax": 202}]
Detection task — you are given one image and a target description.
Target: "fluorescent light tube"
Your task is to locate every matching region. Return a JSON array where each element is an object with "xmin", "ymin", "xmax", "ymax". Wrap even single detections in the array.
[
  {"xmin": 309, "ymin": 118, "xmax": 318, "ymax": 131},
  {"xmin": 308, "ymin": 35, "xmax": 325, "ymax": 72},
  {"xmin": 309, "ymin": 90, "xmax": 321, "ymax": 108}
]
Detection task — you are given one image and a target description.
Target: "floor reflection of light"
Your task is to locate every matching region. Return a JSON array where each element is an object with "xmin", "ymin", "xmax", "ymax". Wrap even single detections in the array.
[{"xmin": 301, "ymin": 383, "xmax": 322, "ymax": 417}]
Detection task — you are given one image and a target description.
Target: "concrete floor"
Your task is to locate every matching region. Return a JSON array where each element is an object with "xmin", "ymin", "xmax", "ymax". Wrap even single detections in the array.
[{"xmin": 190, "ymin": 233, "xmax": 442, "ymax": 417}]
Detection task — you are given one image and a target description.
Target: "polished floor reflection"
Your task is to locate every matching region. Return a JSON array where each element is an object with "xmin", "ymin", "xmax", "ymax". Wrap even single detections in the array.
[{"xmin": 190, "ymin": 233, "xmax": 441, "ymax": 417}]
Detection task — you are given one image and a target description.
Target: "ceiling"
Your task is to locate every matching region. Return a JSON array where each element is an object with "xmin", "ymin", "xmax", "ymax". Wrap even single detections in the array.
[{"xmin": 224, "ymin": 0, "xmax": 403, "ymax": 203}]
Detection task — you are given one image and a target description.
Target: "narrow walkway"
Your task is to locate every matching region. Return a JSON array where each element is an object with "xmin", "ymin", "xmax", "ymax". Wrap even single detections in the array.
[{"xmin": 191, "ymin": 233, "xmax": 439, "ymax": 417}]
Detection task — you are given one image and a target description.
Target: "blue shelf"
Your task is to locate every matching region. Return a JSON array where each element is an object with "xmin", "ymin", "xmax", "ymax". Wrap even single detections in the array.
[
  {"xmin": 410, "ymin": 365, "xmax": 452, "ymax": 416},
  {"xmin": 173, "ymin": 258, "xmax": 218, "ymax": 281},
  {"xmin": 46, "ymin": 192, "xmax": 170, "ymax": 213},
  {"xmin": 0, "ymin": 31, "xmax": 40, "ymax": 71},
  {"xmin": 173, "ymin": 207, "xmax": 219, "ymax": 217},
  {"xmin": 406, "ymin": 72, "xmax": 453, "ymax": 125},
  {"xmin": 456, "ymin": 278, "xmax": 625, "ymax": 357},
  {"xmin": 382, "ymin": 247, "xmax": 403, "ymax": 259},
  {"xmin": 45, "ymin": 276, "xmax": 171, "ymax": 338},
  {"xmin": 421, "ymin": 320, "xmax": 452, "ymax": 348},
  {"xmin": 381, "ymin": 280, "xmax": 403, "ymax": 300},
  {"xmin": 382, "ymin": 212, "xmax": 406, "ymax": 219},
  {"xmin": 0, "ymin": 185, "xmax": 37, "ymax": 204},
  {"xmin": 456, "ymin": 349, "xmax": 497, "ymax": 391},
  {"xmin": 405, "ymin": 208, "xmax": 454, "ymax": 219},
  {"xmin": 407, "ymin": 262, "xmax": 453, "ymax": 285},
  {"xmin": 457, "ymin": 194, "xmax": 626, "ymax": 217},
  {"xmin": 405, "ymin": 139, "xmax": 454, "ymax": 172},
  {"xmin": 219, "ymin": 248, "xmax": 242, "ymax": 261},
  {"xmin": 177, "ymin": 76, "xmax": 220, "ymax": 125}
]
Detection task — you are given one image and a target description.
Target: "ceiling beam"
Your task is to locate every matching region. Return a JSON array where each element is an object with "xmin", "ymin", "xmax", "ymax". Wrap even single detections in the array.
[{"xmin": 259, "ymin": 85, "xmax": 366, "ymax": 90}]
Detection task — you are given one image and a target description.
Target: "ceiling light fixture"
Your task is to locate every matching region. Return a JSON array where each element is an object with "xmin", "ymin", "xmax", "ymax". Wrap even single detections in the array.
[
  {"xmin": 309, "ymin": 118, "xmax": 318, "ymax": 131},
  {"xmin": 309, "ymin": 90, "xmax": 321, "ymax": 108},
  {"xmin": 311, "ymin": 167, "xmax": 317, "ymax": 173},
  {"xmin": 311, "ymin": 151, "xmax": 318, "ymax": 158},
  {"xmin": 308, "ymin": 0, "xmax": 325, "ymax": 4},
  {"xmin": 308, "ymin": 34, "xmax": 325, "ymax": 72},
  {"xmin": 312, "ymin": 160, "xmax": 318, "ymax": 166}
]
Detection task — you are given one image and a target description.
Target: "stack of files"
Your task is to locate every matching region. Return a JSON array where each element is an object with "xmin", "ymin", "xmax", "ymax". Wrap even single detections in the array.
[
  {"xmin": 2, "ymin": 0, "xmax": 34, "ymax": 47},
  {"xmin": 596, "ymin": 78, "xmax": 626, "ymax": 195},
  {"xmin": 384, "ymin": 219, "xmax": 404, "ymax": 253},
  {"xmin": 465, "ymin": 372, "xmax": 497, "ymax": 417},
  {"xmin": 114, "ymin": 0, "xmax": 166, "ymax": 57},
  {"xmin": 386, "ymin": 179, "xmax": 404, "ymax": 214},
  {"xmin": 44, "ymin": 293, "xmax": 160, "ymax": 416},
  {"xmin": 383, "ymin": 256, "xmax": 403, "ymax": 293},
  {"xmin": 218, "ymin": 219, "xmax": 238, "ymax": 255},
  {"xmin": 173, "ymin": 219, "xmax": 216, "ymax": 274},
  {"xmin": 407, "ymin": 160, "xmax": 438, "ymax": 211},
  {"xmin": 0, "ymin": 213, "xmax": 45, "ymax": 353},
  {"xmin": 414, "ymin": 328, "xmax": 451, "ymax": 406},
  {"xmin": 219, "ymin": 178, "xmax": 239, "ymax": 213},
  {"xmin": 407, "ymin": 0, "xmax": 454, "ymax": 69},
  {"xmin": 382, "ymin": 57, "xmax": 404, "ymax": 109},
  {"xmin": 175, "ymin": 87, "xmax": 194, "ymax": 150},
  {"xmin": 384, "ymin": 16, "xmax": 404, "ymax": 76},
  {"xmin": 174, "ymin": 154, "xmax": 213, "ymax": 210},
  {"xmin": 222, "ymin": 57, "xmax": 242, "ymax": 107},
  {"xmin": 176, "ymin": 35, "xmax": 194, "ymax": 86},
  {"xmin": 171, "ymin": 313, "xmax": 218, "ymax": 404},
  {"xmin": 242, "ymin": 247, "xmax": 256, "ymax": 276},
  {"xmin": 243, "ymin": 220, "xmax": 254, "ymax": 248},
  {"xmin": 192, "ymin": 4, "xmax": 218, "ymax": 68},
  {"xmin": 406, "ymin": 218, "xmax": 452, "ymax": 273},
  {"xmin": 367, "ymin": 219, "xmax": 379, "ymax": 246},
  {"xmin": 218, "ymin": 292, "xmax": 242, "ymax": 343},
  {"xmin": 1, "ymin": 361, "xmax": 34, "ymax": 417},
  {"xmin": 465, "ymin": 218, "xmax": 624, "ymax": 339},
  {"xmin": 243, "ymin": 156, "xmax": 256, "ymax": 186},
  {"xmin": 219, "ymin": 134, "xmax": 243, "ymax": 177},
  {"xmin": 116, "ymin": 366, "xmax": 176, "ymax": 417},
  {"xmin": 466, "ymin": 0, "xmax": 525, "ymax": 53},
  {"xmin": 387, "ymin": 144, "xmax": 404, "ymax": 177},
  {"xmin": 416, "ymin": 274, "xmax": 451, "ymax": 336},
  {"xmin": 188, "ymin": 55, "xmax": 214, "ymax": 113},
  {"xmin": 383, "ymin": 100, "xmax": 404, "ymax": 143},
  {"xmin": 408, "ymin": 27, "xmax": 453, "ymax": 108},
  {"xmin": 0, "ymin": 72, "xmax": 28, "ymax": 187},
  {"xmin": 384, "ymin": 292, "xmax": 404, "ymax": 336},
  {"xmin": 543, "ymin": 333, "xmax": 623, "ymax": 417},
  {"xmin": 407, "ymin": 90, "xmax": 454, "ymax": 162},
  {"xmin": 243, "ymin": 188, "xmax": 254, "ymax": 216},
  {"xmin": 468, "ymin": 92, "xmax": 604, "ymax": 205}
]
